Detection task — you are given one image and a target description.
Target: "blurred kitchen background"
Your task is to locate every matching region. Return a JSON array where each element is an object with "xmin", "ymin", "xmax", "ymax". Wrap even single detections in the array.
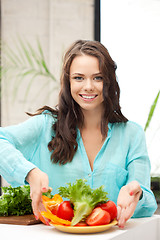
[{"xmin": 0, "ymin": 0, "xmax": 97, "ymax": 189}]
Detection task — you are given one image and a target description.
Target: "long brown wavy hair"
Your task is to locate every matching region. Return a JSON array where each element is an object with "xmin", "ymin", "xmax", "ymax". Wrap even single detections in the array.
[{"xmin": 31, "ymin": 40, "xmax": 128, "ymax": 164}]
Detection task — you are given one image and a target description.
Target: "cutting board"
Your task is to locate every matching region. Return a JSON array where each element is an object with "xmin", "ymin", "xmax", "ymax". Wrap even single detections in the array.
[{"xmin": 0, "ymin": 214, "xmax": 41, "ymax": 225}]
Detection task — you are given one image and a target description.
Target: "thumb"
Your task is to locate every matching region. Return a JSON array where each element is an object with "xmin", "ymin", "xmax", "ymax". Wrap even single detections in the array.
[
  {"xmin": 128, "ymin": 181, "xmax": 141, "ymax": 196},
  {"xmin": 42, "ymin": 187, "xmax": 48, "ymax": 193},
  {"xmin": 129, "ymin": 185, "xmax": 141, "ymax": 197},
  {"xmin": 41, "ymin": 174, "xmax": 49, "ymax": 193}
]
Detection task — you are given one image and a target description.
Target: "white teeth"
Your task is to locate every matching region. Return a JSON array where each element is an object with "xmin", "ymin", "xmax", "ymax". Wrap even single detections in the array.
[{"xmin": 81, "ymin": 95, "xmax": 96, "ymax": 99}]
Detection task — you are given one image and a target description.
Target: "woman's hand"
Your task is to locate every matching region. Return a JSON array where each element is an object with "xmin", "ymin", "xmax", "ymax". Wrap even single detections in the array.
[
  {"xmin": 26, "ymin": 168, "xmax": 49, "ymax": 220},
  {"xmin": 117, "ymin": 181, "xmax": 142, "ymax": 228}
]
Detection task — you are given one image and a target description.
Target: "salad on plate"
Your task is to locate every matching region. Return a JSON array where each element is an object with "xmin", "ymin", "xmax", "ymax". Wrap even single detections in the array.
[{"xmin": 40, "ymin": 179, "xmax": 117, "ymax": 228}]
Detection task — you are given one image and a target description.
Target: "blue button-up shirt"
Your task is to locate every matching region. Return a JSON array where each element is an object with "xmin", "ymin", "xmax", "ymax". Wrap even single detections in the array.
[{"xmin": 0, "ymin": 111, "xmax": 157, "ymax": 217}]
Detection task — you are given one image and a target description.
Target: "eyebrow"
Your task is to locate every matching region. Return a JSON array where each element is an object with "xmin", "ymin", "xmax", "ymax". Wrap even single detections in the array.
[
  {"xmin": 93, "ymin": 72, "xmax": 102, "ymax": 76},
  {"xmin": 70, "ymin": 73, "xmax": 84, "ymax": 76},
  {"xmin": 70, "ymin": 72, "xmax": 102, "ymax": 76}
]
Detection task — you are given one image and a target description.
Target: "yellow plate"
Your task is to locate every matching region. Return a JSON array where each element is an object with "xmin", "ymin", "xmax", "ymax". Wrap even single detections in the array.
[{"xmin": 51, "ymin": 219, "xmax": 117, "ymax": 234}]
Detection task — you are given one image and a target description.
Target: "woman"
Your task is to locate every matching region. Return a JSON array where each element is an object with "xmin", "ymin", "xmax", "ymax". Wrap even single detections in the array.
[{"xmin": 0, "ymin": 40, "xmax": 157, "ymax": 228}]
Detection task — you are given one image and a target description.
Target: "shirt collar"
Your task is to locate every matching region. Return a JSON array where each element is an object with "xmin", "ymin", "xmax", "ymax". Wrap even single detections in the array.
[
  {"xmin": 77, "ymin": 122, "xmax": 113, "ymax": 140},
  {"xmin": 108, "ymin": 122, "xmax": 112, "ymax": 130}
]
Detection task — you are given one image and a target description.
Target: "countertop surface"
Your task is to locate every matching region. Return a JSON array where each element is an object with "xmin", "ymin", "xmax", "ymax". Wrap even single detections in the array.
[{"xmin": 0, "ymin": 215, "xmax": 160, "ymax": 240}]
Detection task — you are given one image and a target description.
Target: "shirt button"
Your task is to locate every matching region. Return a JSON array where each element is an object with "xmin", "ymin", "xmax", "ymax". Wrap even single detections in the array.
[{"xmin": 88, "ymin": 174, "xmax": 91, "ymax": 177}]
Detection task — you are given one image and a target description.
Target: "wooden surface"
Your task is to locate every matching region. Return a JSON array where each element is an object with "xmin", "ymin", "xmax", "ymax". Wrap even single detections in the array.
[{"xmin": 0, "ymin": 214, "xmax": 41, "ymax": 225}]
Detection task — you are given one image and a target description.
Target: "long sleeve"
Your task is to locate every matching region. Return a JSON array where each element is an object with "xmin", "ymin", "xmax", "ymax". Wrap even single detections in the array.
[
  {"xmin": 0, "ymin": 114, "xmax": 47, "ymax": 187},
  {"xmin": 126, "ymin": 124, "xmax": 157, "ymax": 217}
]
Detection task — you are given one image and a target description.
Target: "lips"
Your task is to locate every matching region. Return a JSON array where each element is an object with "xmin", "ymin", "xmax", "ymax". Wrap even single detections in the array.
[{"xmin": 79, "ymin": 94, "xmax": 97, "ymax": 100}]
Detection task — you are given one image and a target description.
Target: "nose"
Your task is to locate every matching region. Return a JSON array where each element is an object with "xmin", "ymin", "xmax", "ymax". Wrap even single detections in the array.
[{"xmin": 84, "ymin": 78, "xmax": 94, "ymax": 91}]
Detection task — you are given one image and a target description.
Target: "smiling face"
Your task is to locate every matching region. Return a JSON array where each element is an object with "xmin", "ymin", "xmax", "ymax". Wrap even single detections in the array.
[{"xmin": 70, "ymin": 55, "xmax": 104, "ymax": 114}]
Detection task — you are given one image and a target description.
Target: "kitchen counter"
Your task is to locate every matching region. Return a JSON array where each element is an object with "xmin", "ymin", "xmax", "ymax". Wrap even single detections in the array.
[{"xmin": 0, "ymin": 215, "xmax": 160, "ymax": 240}]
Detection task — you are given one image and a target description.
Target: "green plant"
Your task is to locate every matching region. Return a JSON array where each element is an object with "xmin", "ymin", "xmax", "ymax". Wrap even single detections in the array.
[
  {"xmin": 0, "ymin": 37, "xmax": 58, "ymax": 102},
  {"xmin": 145, "ymin": 92, "xmax": 160, "ymax": 198},
  {"xmin": 144, "ymin": 90, "xmax": 160, "ymax": 131}
]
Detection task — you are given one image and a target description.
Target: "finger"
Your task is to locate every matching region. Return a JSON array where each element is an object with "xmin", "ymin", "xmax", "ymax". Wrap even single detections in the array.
[
  {"xmin": 117, "ymin": 205, "xmax": 122, "ymax": 220},
  {"xmin": 38, "ymin": 201, "xmax": 46, "ymax": 212},
  {"xmin": 37, "ymin": 200, "xmax": 50, "ymax": 225},
  {"xmin": 118, "ymin": 208, "xmax": 126, "ymax": 228},
  {"xmin": 124, "ymin": 202, "xmax": 136, "ymax": 221},
  {"xmin": 31, "ymin": 192, "xmax": 42, "ymax": 219}
]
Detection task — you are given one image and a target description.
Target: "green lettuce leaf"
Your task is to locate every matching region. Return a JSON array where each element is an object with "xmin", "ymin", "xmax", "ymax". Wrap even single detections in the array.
[{"xmin": 58, "ymin": 179, "xmax": 108, "ymax": 225}]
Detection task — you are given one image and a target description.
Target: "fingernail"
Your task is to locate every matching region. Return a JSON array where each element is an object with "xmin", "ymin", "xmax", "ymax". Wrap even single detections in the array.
[
  {"xmin": 119, "ymin": 225, "xmax": 124, "ymax": 229},
  {"xmin": 130, "ymin": 191, "xmax": 133, "ymax": 196},
  {"xmin": 34, "ymin": 215, "xmax": 38, "ymax": 220},
  {"xmin": 45, "ymin": 220, "xmax": 50, "ymax": 226},
  {"xmin": 42, "ymin": 187, "xmax": 47, "ymax": 192}
]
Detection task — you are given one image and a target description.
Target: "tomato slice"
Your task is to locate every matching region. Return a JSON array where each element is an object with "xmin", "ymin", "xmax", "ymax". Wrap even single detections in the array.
[
  {"xmin": 57, "ymin": 201, "xmax": 74, "ymax": 221},
  {"xmin": 75, "ymin": 222, "xmax": 88, "ymax": 226},
  {"xmin": 86, "ymin": 207, "xmax": 111, "ymax": 226},
  {"xmin": 99, "ymin": 201, "xmax": 117, "ymax": 220}
]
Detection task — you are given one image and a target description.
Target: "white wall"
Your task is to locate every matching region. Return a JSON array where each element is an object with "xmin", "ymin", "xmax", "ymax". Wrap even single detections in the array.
[
  {"xmin": 101, "ymin": 0, "xmax": 160, "ymax": 176},
  {"xmin": 1, "ymin": 0, "xmax": 94, "ymax": 187}
]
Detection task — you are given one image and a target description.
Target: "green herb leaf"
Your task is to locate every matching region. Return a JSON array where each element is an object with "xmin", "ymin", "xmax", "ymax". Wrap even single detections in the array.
[{"xmin": 0, "ymin": 185, "xmax": 32, "ymax": 216}]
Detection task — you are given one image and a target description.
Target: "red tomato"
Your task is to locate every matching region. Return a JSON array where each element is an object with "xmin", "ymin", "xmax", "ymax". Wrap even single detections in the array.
[
  {"xmin": 75, "ymin": 222, "xmax": 88, "ymax": 226},
  {"xmin": 57, "ymin": 201, "xmax": 74, "ymax": 221},
  {"xmin": 99, "ymin": 201, "xmax": 117, "ymax": 220},
  {"xmin": 86, "ymin": 207, "xmax": 111, "ymax": 226}
]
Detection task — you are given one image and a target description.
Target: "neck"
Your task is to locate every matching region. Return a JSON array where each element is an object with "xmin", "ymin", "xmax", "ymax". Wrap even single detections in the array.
[{"xmin": 81, "ymin": 109, "xmax": 102, "ymax": 130}]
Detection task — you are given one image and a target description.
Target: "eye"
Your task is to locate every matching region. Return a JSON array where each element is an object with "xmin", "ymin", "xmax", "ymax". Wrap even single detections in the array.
[
  {"xmin": 73, "ymin": 76, "xmax": 84, "ymax": 81},
  {"xmin": 94, "ymin": 76, "xmax": 103, "ymax": 81}
]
